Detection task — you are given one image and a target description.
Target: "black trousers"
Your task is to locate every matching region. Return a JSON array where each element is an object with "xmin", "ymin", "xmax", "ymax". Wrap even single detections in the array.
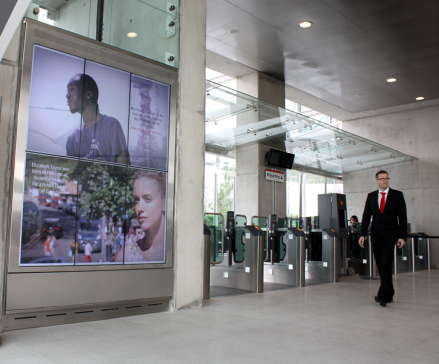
[{"xmin": 372, "ymin": 235, "xmax": 396, "ymax": 303}]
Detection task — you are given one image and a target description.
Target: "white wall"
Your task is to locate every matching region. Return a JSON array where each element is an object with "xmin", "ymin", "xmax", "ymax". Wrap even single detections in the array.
[{"xmin": 343, "ymin": 103, "xmax": 439, "ymax": 268}]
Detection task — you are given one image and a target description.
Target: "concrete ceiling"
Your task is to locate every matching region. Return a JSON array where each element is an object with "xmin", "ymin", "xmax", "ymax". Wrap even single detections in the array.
[{"xmin": 206, "ymin": 0, "xmax": 439, "ymax": 114}]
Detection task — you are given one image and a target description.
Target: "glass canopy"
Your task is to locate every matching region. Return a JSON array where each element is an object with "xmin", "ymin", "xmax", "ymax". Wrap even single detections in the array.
[{"xmin": 206, "ymin": 80, "xmax": 417, "ymax": 178}]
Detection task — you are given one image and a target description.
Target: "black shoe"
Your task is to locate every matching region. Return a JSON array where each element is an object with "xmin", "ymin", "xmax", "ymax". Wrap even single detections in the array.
[{"xmin": 374, "ymin": 296, "xmax": 387, "ymax": 307}]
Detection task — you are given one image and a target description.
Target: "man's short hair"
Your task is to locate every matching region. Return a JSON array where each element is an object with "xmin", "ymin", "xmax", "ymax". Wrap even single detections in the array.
[
  {"xmin": 77, "ymin": 73, "xmax": 99, "ymax": 109},
  {"xmin": 375, "ymin": 170, "xmax": 388, "ymax": 179}
]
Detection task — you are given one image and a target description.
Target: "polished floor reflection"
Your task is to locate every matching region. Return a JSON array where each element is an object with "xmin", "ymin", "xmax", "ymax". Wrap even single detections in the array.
[{"xmin": 1, "ymin": 270, "xmax": 439, "ymax": 363}]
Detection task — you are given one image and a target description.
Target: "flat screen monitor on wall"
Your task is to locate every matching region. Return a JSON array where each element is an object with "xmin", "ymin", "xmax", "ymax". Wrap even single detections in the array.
[
  {"xmin": 8, "ymin": 19, "xmax": 177, "ymax": 271},
  {"xmin": 266, "ymin": 149, "xmax": 295, "ymax": 169}
]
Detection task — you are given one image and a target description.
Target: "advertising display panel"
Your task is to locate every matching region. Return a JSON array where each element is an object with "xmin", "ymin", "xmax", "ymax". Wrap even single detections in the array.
[{"xmin": 11, "ymin": 31, "xmax": 174, "ymax": 269}]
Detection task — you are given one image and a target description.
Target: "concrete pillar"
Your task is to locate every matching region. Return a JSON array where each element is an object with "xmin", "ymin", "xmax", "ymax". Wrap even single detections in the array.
[
  {"xmin": 234, "ymin": 71, "xmax": 287, "ymax": 221},
  {"xmin": 0, "ymin": 26, "xmax": 21, "ymax": 331},
  {"xmin": 171, "ymin": 0, "xmax": 206, "ymax": 310}
]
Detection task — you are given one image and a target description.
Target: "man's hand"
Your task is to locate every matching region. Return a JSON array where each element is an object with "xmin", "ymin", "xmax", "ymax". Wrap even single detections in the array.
[
  {"xmin": 397, "ymin": 239, "xmax": 405, "ymax": 248},
  {"xmin": 359, "ymin": 236, "xmax": 365, "ymax": 248}
]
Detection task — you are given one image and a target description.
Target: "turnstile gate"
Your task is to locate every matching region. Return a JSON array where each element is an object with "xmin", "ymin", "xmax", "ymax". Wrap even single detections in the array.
[
  {"xmin": 210, "ymin": 225, "xmax": 264, "ymax": 293},
  {"xmin": 263, "ymin": 226, "xmax": 305, "ymax": 287},
  {"xmin": 306, "ymin": 229, "xmax": 339, "ymax": 283}
]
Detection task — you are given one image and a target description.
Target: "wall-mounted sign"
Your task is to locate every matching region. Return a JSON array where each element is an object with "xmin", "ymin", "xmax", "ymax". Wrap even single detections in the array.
[{"xmin": 265, "ymin": 169, "xmax": 284, "ymax": 183}]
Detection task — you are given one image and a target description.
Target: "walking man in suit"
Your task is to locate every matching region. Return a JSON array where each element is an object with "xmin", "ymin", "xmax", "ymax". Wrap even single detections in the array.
[{"xmin": 359, "ymin": 170, "xmax": 407, "ymax": 307}]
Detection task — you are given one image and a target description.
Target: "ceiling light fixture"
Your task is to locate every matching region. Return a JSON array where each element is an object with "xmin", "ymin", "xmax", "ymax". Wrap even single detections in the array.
[
  {"xmin": 229, "ymin": 29, "xmax": 239, "ymax": 34},
  {"xmin": 386, "ymin": 78, "xmax": 397, "ymax": 82},
  {"xmin": 299, "ymin": 21, "xmax": 313, "ymax": 28},
  {"xmin": 416, "ymin": 96, "xmax": 424, "ymax": 101},
  {"xmin": 127, "ymin": 32, "xmax": 138, "ymax": 38}
]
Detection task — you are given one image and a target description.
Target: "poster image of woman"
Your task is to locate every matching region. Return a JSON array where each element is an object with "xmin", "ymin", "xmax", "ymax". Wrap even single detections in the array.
[{"xmin": 116, "ymin": 169, "xmax": 166, "ymax": 263}]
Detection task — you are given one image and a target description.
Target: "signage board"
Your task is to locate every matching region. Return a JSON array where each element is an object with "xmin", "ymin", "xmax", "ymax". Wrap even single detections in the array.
[{"xmin": 265, "ymin": 169, "xmax": 285, "ymax": 183}]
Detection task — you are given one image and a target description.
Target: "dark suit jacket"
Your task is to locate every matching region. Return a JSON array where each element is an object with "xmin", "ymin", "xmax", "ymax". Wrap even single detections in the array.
[{"xmin": 360, "ymin": 188, "xmax": 407, "ymax": 243}]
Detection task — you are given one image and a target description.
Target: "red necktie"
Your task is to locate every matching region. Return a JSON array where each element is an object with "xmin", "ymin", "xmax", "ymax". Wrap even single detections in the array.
[{"xmin": 380, "ymin": 192, "xmax": 386, "ymax": 213}]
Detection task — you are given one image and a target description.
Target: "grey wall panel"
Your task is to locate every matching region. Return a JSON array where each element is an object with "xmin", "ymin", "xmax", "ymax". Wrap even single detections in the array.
[{"xmin": 6, "ymin": 268, "xmax": 173, "ymax": 312}]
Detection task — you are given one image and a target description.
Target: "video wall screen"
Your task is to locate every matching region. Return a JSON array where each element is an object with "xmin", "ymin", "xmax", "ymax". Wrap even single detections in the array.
[{"xmin": 19, "ymin": 45, "xmax": 170, "ymax": 266}]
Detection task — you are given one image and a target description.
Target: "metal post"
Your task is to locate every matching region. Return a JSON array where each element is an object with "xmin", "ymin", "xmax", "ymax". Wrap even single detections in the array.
[
  {"xmin": 411, "ymin": 238, "xmax": 416, "ymax": 272},
  {"xmin": 334, "ymin": 237, "xmax": 340, "ymax": 282},
  {"xmin": 300, "ymin": 236, "xmax": 306, "ymax": 287},
  {"xmin": 393, "ymin": 245, "xmax": 398, "ymax": 275},
  {"xmin": 368, "ymin": 237, "xmax": 373, "ymax": 277},
  {"xmin": 203, "ymin": 234, "xmax": 211, "ymax": 299},
  {"xmin": 361, "ymin": 236, "xmax": 378, "ymax": 280},
  {"xmin": 342, "ymin": 238, "xmax": 347, "ymax": 276},
  {"xmin": 427, "ymin": 238, "xmax": 431, "ymax": 271},
  {"xmin": 257, "ymin": 235, "xmax": 264, "ymax": 293}
]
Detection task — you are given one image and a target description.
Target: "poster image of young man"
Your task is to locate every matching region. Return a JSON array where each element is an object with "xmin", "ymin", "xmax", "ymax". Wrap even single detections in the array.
[{"xmin": 66, "ymin": 73, "xmax": 130, "ymax": 164}]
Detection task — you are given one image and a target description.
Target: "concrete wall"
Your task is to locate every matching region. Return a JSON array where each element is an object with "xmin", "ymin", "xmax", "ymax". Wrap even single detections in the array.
[
  {"xmin": 171, "ymin": 0, "xmax": 206, "ymax": 310},
  {"xmin": 235, "ymin": 143, "xmax": 287, "ymax": 220},
  {"xmin": 0, "ymin": 26, "xmax": 21, "ymax": 331},
  {"xmin": 342, "ymin": 103, "xmax": 439, "ymax": 268}
]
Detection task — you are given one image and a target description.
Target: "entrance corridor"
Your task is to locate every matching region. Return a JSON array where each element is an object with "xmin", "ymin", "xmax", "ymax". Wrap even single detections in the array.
[{"xmin": 1, "ymin": 270, "xmax": 439, "ymax": 364}]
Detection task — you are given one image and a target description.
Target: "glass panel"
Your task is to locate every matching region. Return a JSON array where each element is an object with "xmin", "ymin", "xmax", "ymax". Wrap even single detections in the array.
[
  {"xmin": 278, "ymin": 218, "xmax": 286, "ymax": 228},
  {"xmin": 204, "ymin": 153, "xmax": 236, "ymax": 215},
  {"xmin": 290, "ymin": 218, "xmax": 303, "ymax": 228},
  {"xmin": 26, "ymin": 0, "xmax": 180, "ymax": 68},
  {"xmin": 235, "ymin": 215, "xmax": 246, "ymax": 226},
  {"xmin": 327, "ymin": 177, "xmax": 344, "ymax": 194},
  {"xmin": 205, "ymin": 81, "xmax": 417, "ymax": 177},
  {"xmin": 233, "ymin": 215, "xmax": 246, "ymax": 263},
  {"xmin": 26, "ymin": 1, "xmax": 96, "ymax": 39},
  {"xmin": 302, "ymin": 174, "xmax": 325, "ymax": 217},
  {"xmin": 103, "ymin": 0, "xmax": 179, "ymax": 67},
  {"xmin": 204, "ymin": 213, "xmax": 223, "ymax": 264},
  {"xmin": 252, "ymin": 216, "xmax": 267, "ymax": 261},
  {"xmin": 277, "ymin": 232, "xmax": 286, "ymax": 261}
]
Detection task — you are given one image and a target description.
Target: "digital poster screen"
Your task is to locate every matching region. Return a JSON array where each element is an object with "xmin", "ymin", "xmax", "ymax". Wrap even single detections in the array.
[{"xmin": 19, "ymin": 45, "xmax": 170, "ymax": 266}]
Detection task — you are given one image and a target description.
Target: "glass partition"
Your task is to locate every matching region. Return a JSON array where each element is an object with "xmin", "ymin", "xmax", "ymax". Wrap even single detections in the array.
[
  {"xmin": 204, "ymin": 213, "xmax": 223, "ymax": 264},
  {"xmin": 252, "ymin": 216, "xmax": 267, "ymax": 261},
  {"xmin": 234, "ymin": 215, "xmax": 246, "ymax": 263},
  {"xmin": 205, "ymin": 81, "xmax": 417, "ymax": 176},
  {"xmin": 26, "ymin": 0, "xmax": 180, "ymax": 68},
  {"xmin": 204, "ymin": 153, "xmax": 235, "ymax": 215}
]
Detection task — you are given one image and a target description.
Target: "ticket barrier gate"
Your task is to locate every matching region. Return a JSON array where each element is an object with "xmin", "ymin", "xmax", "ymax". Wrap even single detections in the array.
[
  {"xmin": 305, "ymin": 229, "xmax": 340, "ymax": 283},
  {"xmin": 346, "ymin": 223, "xmax": 378, "ymax": 279},
  {"xmin": 206, "ymin": 212, "xmax": 264, "ymax": 295},
  {"xmin": 394, "ymin": 232, "xmax": 432, "ymax": 274},
  {"xmin": 263, "ymin": 214, "xmax": 305, "ymax": 287}
]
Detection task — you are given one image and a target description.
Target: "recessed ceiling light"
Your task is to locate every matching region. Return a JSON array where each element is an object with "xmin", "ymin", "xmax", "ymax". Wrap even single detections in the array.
[
  {"xmin": 127, "ymin": 32, "xmax": 137, "ymax": 38},
  {"xmin": 229, "ymin": 29, "xmax": 239, "ymax": 34},
  {"xmin": 299, "ymin": 21, "xmax": 313, "ymax": 28},
  {"xmin": 386, "ymin": 78, "xmax": 397, "ymax": 82},
  {"xmin": 416, "ymin": 96, "xmax": 425, "ymax": 101}
]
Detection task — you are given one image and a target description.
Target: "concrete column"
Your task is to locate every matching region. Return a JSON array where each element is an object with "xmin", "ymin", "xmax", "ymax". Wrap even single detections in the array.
[
  {"xmin": 0, "ymin": 26, "xmax": 21, "ymax": 331},
  {"xmin": 171, "ymin": 0, "xmax": 206, "ymax": 310},
  {"xmin": 235, "ymin": 143, "xmax": 287, "ymax": 220},
  {"xmin": 234, "ymin": 71, "xmax": 287, "ymax": 221}
]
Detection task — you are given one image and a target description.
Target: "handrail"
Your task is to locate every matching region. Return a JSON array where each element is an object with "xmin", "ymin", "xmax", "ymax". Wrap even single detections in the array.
[{"xmin": 204, "ymin": 212, "xmax": 225, "ymax": 265}]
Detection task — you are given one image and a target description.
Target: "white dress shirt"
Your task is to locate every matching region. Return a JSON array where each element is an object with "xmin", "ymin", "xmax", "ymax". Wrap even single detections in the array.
[{"xmin": 378, "ymin": 187, "xmax": 389, "ymax": 207}]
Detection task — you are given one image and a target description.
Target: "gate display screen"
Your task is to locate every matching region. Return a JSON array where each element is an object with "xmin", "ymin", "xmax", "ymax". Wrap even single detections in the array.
[{"xmin": 19, "ymin": 45, "xmax": 170, "ymax": 266}]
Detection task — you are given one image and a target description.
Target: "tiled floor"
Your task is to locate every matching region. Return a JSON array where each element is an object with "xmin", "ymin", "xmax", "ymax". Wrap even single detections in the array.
[{"xmin": 1, "ymin": 270, "xmax": 439, "ymax": 364}]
